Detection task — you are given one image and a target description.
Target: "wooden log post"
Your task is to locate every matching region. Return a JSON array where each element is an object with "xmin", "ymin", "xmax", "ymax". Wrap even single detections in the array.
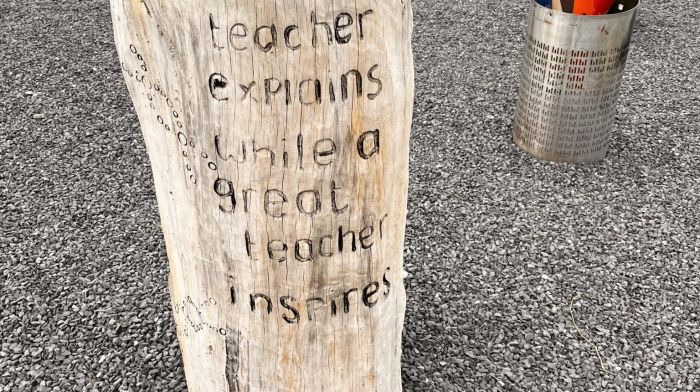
[{"xmin": 111, "ymin": 0, "xmax": 414, "ymax": 390}]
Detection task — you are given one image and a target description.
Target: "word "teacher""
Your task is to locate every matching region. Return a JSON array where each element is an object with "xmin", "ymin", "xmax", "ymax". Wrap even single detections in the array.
[{"xmin": 209, "ymin": 9, "xmax": 375, "ymax": 52}]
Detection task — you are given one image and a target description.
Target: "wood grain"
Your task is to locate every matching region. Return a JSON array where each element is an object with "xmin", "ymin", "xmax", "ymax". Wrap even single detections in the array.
[{"xmin": 110, "ymin": 0, "xmax": 414, "ymax": 390}]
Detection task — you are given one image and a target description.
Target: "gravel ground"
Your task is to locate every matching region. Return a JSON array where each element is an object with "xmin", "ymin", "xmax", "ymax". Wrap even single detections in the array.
[{"xmin": 1, "ymin": 0, "xmax": 699, "ymax": 391}]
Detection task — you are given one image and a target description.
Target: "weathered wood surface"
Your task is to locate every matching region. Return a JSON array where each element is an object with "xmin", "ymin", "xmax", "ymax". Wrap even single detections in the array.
[{"xmin": 111, "ymin": 0, "xmax": 414, "ymax": 390}]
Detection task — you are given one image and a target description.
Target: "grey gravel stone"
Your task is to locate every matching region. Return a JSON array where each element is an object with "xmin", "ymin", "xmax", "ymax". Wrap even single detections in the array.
[{"xmin": 1, "ymin": 0, "xmax": 699, "ymax": 391}]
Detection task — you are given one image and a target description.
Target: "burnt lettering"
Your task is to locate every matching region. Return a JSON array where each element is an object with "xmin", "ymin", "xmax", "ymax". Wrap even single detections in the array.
[
  {"xmin": 284, "ymin": 25, "xmax": 301, "ymax": 50},
  {"xmin": 334, "ymin": 13, "xmax": 353, "ymax": 44},
  {"xmin": 341, "ymin": 70, "xmax": 362, "ymax": 102},
  {"xmin": 379, "ymin": 213, "xmax": 389, "ymax": 238},
  {"xmin": 296, "ymin": 190, "xmax": 321, "ymax": 216},
  {"xmin": 367, "ymin": 64, "xmax": 383, "ymax": 100},
  {"xmin": 358, "ymin": 10, "xmax": 374, "ymax": 39},
  {"xmin": 299, "ymin": 79, "xmax": 322, "ymax": 105},
  {"xmin": 330, "ymin": 299, "xmax": 338, "ymax": 316},
  {"xmin": 343, "ymin": 288, "xmax": 357, "ymax": 314},
  {"xmin": 242, "ymin": 189, "xmax": 254, "ymax": 213},
  {"xmin": 296, "ymin": 134, "xmax": 304, "ymax": 169},
  {"xmin": 382, "ymin": 267, "xmax": 391, "ymax": 297},
  {"xmin": 250, "ymin": 293, "xmax": 273, "ymax": 314},
  {"xmin": 357, "ymin": 129, "xmax": 380, "ymax": 159},
  {"xmin": 313, "ymin": 139, "xmax": 336, "ymax": 166},
  {"xmin": 244, "ymin": 230, "xmax": 256, "ymax": 258},
  {"xmin": 362, "ymin": 282, "xmax": 380, "ymax": 308},
  {"xmin": 338, "ymin": 226, "xmax": 357, "ymax": 253},
  {"xmin": 280, "ymin": 296, "xmax": 300, "ymax": 324},
  {"xmin": 306, "ymin": 298, "xmax": 325, "ymax": 321},
  {"xmin": 359, "ymin": 224, "xmax": 374, "ymax": 249},
  {"xmin": 264, "ymin": 78, "xmax": 282, "ymax": 104},
  {"xmin": 253, "ymin": 143, "xmax": 276, "ymax": 166},
  {"xmin": 209, "ymin": 73, "xmax": 229, "ymax": 101},
  {"xmin": 229, "ymin": 23, "xmax": 248, "ymax": 50},
  {"xmin": 264, "ymin": 189, "xmax": 287, "ymax": 218},
  {"xmin": 267, "ymin": 240, "xmax": 288, "ymax": 263},
  {"xmin": 253, "ymin": 25, "xmax": 277, "ymax": 52},
  {"xmin": 331, "ymin": 181, "xmax": 348, "ymax": 214},
  {"xmin": 311, "ymin": 11, "xmax": 333, "ymax": 47},
  {"xmin": 294, "ymin": 239, "xmax": 313, "ymax": 262},
  {"xmin": 209, "ymin": 14, "xmax": 224, "ymax": 49},
  {"xmin": 240, "ymin": 82, "xmax": 257, "ymax": 102},
  {"xmin": 319, "ymin": 235, "xmax": 334, "ymax": 257},
  {"xmin": 214, "ymin": 178, "xmax": 236, "ymax": 213},
  {"xmin": 215, "ymin": 136, "xmax": 247, "ymax": 163},
  {"xmin": 226, "ymin": 271, "xmax": 394, "ymax": 324}
]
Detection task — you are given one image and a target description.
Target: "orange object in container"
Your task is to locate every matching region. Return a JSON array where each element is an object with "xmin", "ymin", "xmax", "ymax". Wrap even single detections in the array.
[{"xmin": 573, "ymin": 0, "xmax": 616, "ymax": 15}]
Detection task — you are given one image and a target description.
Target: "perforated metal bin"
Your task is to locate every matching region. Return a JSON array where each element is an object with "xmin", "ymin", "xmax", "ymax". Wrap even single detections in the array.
[{"xmin": 513, "ymin": 0, "xmax": 639, "ymax": 163}]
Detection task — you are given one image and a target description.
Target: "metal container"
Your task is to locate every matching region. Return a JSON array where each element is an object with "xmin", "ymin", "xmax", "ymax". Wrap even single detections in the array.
[{"xmin": 513, "ymin": 0, "xmax": 639, "ymax": 163}]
